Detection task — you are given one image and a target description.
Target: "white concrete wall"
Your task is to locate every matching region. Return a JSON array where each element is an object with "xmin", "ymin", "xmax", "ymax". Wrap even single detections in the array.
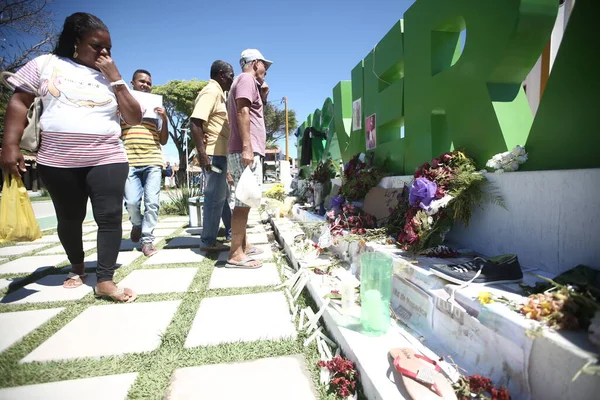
[{"xmin": 448, "ymin": 169, "xmax": 600, "ymax": 275}]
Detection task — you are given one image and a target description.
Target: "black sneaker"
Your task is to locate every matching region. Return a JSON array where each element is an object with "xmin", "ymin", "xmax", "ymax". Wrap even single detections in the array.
[{"xmin": 429, "ymin": 254, "xmax": 523, "ymax": 285}]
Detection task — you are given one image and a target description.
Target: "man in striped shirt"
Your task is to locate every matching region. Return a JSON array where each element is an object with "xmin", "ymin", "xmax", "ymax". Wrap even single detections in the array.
[{"xmin": 121, "ymin": 69, "xmax": 169, "ymax": 256}]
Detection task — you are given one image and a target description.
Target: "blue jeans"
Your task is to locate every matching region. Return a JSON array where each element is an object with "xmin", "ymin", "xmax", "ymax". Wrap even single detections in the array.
[
  {"xmin": 124, "ymin": 165, "xmax": 162, "ymax": 244},
  {"xmin": 200, "ymin": 155, "xmax": 228, "ymax": 247}
]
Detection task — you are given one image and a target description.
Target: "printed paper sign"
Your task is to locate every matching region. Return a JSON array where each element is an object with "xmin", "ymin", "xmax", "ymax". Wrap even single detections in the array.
[
  {"xmin": 352, "ymin": 98, "xmax": 362, "ymax": 130},
  {"xmin": 131, "ymin": 90, "xmax": 163, "ymax": 120}
]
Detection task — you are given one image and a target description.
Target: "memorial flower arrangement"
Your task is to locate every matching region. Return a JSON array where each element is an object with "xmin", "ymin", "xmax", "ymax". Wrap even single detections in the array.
[
  {"xmin": 485, "ymin": 145, "xmax": 528, "ymax": 173},
  {"xmin": 308, "ymin": 159, "xmax": 336, "ymax": 184},
  {"xmin": 339, "ymin": 153, "xmax": 384, "ymax": 201},
  {"xmin": 476, "ymin": 271, "xmax": 600, "ymax": 333},
  {"xmin": 453, "ymin": 374, "xmax": 511, "ymax": 400},
  {"xmin": 326, "ymin": 200, "xmax": 377, "ymax": 236},
  {"xmin": 389, "ymin": 151, "xmax": 502, "ymax": 255},
  {"xmin": 317, "ymin": 355, "xmax": 359, "ymax": 399}
]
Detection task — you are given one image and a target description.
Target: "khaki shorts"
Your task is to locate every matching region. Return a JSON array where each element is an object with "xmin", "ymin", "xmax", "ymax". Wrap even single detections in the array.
[{"xmin": 228, "ymin": 152, "xmax": 263, "ymax": 208}]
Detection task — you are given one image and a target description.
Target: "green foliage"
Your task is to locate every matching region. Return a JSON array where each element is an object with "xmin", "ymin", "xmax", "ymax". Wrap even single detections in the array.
[
  {"xmin": 264, "ymin": 101, "xmax": 298, "ymax": 143},
  {"xmin": 264, "ymin": 183, "xmax": 286, "ymax": 202},
  {"xmin": 1, "ymin": 0, "xmax": 58, "ymax": 132},
  {"xmin": 152, "ymin": 80, "xmax": 208, "ymax": 166},
  {"xmin": 159, "ymin": 187, "xmax": 203, "ymax": 216}
]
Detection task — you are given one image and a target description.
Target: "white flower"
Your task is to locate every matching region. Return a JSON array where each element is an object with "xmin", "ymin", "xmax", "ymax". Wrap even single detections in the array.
[
  {"xmin": 495, "ymin": 169, "xmax": 505, "ymax": 174},
  {"xmin": 318, "ymin": 227, "xmax": 332, "ymax": 249},
  {"xmin": 515, "ymin": 154, "xmax": 528, "ymax": 164},
  {"xmin": 511, "ymin": 145, "xmax": 526, "ymax": 157},
  {"xmin": 506, "ymin": 161, "xmax": 520, "ymax": 171},
  {"xmin": 427, "ymin": 216, "xmax": 433, "ymax": 224}
]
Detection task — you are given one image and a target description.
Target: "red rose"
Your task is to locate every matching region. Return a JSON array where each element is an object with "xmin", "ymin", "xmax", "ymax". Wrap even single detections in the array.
[
  {"xmin": 431, "ymin": 158, "xmax": 441, "ymax": 168},
  {"xmin": 441, "ymin": 152, "xmax": 452, "ymax": 163}
]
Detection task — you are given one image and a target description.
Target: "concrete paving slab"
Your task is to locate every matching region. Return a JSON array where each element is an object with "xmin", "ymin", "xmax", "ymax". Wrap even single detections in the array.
[
  {"xmin": 209, "ymin": 263, "xmax": 280, "ymax": 289},
  {"xmin": 166, "ymin": 355, "xmax": 316, "ymax": 400},
  {"xmin": 0, "ymin": 373, "xmax": 137, "ymax": 400},
  {"xmin": 118, "ymin": 268, "xmax": 197, "ymax": 294},
  {"xmin": 0, "ymin": 244, "xmax": 48, "ymax": 257},
  {"xmin": 1, "ymin": 274, "xmax": 97, "ymax": 305},
  {"xmin": 0, "ymin": 255, "xmax": 67, "ymax": 275},
  {"xmin": 0, "ymin": 308, "xmax": 64, "ymax": 353},
  {"xmin": 142, "ymin": 249, "xmax": 207, "ymax": 265},
  {"xmin": 38, "ymin": 241, "xmax": 96, "ymax": 255},
  {"xmin": 164, "ymin": 236, "xmax": 200, "ymax": 249},
  {"xmin": 185, "ymin": 291, "xmax": 295, "ymax": 347},
  {"xmin": 21, "ymin": 301, "xmax": 181, "ymax": 363}
]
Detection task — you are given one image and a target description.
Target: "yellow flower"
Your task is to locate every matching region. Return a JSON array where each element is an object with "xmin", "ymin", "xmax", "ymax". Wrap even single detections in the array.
[{"xmin": 477, "ymin": 292, "xmax": 495, "ymax": 305}]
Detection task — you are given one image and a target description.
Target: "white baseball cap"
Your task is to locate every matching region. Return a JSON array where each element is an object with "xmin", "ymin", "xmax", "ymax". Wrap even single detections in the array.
[{"xmin": 239, "ymin": 49, "xmax": 273, "ymax": 70}]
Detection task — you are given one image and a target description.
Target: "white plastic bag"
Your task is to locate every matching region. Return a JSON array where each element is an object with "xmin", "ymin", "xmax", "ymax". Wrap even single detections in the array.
[{"xmin": 235, "ymin": 166, "xmax": 261, "ymax": 208}]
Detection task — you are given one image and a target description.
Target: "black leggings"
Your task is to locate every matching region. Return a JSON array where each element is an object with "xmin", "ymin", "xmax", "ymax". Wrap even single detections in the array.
[{"xmin": 38, "ymin": 163, "xmax": 128, "ymax": 283}]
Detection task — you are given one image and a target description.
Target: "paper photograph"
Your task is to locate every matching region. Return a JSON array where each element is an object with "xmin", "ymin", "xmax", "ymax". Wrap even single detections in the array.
[
  {"xmin": 365, "ymin": 113, "xmax": 376, "ymax": 150},
  {"xmin": 352, "ymin": 98, "xmax": 362, "ymax": 131}
]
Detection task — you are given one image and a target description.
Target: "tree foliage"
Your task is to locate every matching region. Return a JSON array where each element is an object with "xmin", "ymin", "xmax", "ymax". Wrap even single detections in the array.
[
  {"xmin": 1, "ymin": 0, "xmax": 57, "ymax": 132},
  {"xmin": 264, "ymin": 101, "xmax": 297, "ymax": 143},
  {"xmin": 152, "ymin": 79, "xmax": 207, "ymax": 170},
  {"xmin": 0, "ymin": 0, "xmax": 57, "ymax": 72}
]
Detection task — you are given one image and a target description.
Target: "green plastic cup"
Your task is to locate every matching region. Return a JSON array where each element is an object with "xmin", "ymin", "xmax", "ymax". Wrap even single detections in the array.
[{"xmin": 359, "ymin": 251, "xmax": 393, "ymax": 336}]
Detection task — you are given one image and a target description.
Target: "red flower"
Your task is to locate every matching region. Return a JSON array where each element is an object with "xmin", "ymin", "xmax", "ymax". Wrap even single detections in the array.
[
  {"xmin": 441, "ymin": 152, "xmax": 453, "ymax": 163},
  {"xmin": 431, "ymin": 158, "xmax": 441, "ymax": 168},
  {"xmin": 469, "ymin": 375, "xmax": 493, "ymax": 393},
  {"xmin": 435, "ymin": 187, "xmax": 445, "ymax": 199}
]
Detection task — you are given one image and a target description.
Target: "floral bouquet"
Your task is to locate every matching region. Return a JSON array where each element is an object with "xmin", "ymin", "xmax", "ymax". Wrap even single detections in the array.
[
  {"xmin": 485, "ymin": 145, "xmax": 528, "ymax": 173},
  {"xmin": 318, "ymin": 356, "xmax": 359, "ymax": 399},
  {"xmin": 453, "ymin": 374, "xmax": 511, "ymax": 400},
  {"xmin": 326, "ymin": 200, "xmax": 377, "ymax": 236},
  {"xmin": 339, "ymin": 153, "xmax": 384, "ymax": 201},
  {"xmin": 390, "ymin": 151, "xmax": 501, "ymax": 255},
  {"xmin": 308, "ymin": 159, "xmax": 336, "ymax": 184}
]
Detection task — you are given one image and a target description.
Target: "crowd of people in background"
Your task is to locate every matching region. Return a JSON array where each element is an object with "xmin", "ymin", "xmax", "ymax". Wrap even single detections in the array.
[{"xmin": 0, "ymin": 11, "xmax": 272, "ymax": 302}]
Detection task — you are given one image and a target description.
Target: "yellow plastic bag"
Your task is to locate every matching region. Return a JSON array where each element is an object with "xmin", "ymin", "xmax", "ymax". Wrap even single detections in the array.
[{"xmin": 0, "ymin": 173, "xmax": 42, "ymax": 243}]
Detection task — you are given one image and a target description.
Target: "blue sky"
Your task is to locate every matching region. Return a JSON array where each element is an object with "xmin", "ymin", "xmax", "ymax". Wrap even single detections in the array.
[{"xmin": 49, "ymin": 0, "xmax": 415, "ymax": 161}]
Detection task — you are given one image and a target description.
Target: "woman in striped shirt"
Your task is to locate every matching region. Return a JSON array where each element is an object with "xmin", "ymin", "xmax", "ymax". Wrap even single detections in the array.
[{"xmin": 1, "ymin": 12, "xmax": 141, "ymax": 302}]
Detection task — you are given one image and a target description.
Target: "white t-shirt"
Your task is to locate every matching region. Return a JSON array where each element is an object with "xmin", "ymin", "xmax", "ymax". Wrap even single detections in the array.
[{"xmin": 8, "ymin": 54, "xmax": 129, "ymax": 167}]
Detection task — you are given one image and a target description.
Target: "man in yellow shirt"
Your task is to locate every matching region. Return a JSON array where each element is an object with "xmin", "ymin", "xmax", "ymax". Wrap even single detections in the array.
[
  {"xmin": 122, "ymin": 69, "xmax": 169, "ymax": 257},
  {"xmin": 190, "ymin": 60, "xmax": 234, "ymax": 251}
]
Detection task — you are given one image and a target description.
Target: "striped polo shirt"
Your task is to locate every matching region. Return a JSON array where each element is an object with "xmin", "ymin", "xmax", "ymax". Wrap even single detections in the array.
[{"xmin": 121, "ymin": 116, "xmax": 164, "ymax": 167}]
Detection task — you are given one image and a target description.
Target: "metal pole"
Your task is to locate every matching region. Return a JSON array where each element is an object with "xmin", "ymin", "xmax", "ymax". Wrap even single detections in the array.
[
  {"xmin": 181, "ymin": 128, "xmax": 190, "ymax": 191},
  {"xmin": 284, "ymin": 96, "xmax": 289, "ymax": 161}
]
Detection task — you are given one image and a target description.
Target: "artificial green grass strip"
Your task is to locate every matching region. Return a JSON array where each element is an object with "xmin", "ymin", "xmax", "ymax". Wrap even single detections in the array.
[{"xmin": 0, "ymin": 217, "xmax": 353, "ymax": 399}]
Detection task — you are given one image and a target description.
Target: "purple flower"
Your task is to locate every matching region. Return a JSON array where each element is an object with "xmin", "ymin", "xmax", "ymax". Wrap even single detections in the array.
[
  {"xmin": 329, "ymin": 195, "xmax": 345, "ymax": 210},
  {"xmin": 409, "ymin": 177, "xmax": 437, "ymax": 210}
]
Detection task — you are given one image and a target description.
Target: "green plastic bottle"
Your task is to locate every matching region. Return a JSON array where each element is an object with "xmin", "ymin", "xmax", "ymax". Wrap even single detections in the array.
[{"xmin": 359, "ymin": 251, "xmax": 393, "ymax": 336}]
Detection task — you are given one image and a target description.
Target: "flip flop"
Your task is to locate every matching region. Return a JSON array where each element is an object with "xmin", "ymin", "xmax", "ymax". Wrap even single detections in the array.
[
  {"xmin": 63, "ymin": 272, "xmax": 86, "ymax": 289},
  {"xmin": 388, "ymin": 348, "xmax": 457, "ymax": 400},
  {"xmin": 246, "ymin": 246, "xmax": 264, "ymax": 256},
  {"xmin": 225, "ymin": 257, "xmax": 263, "ymax": 269},
  {"xmin": 94, "ymin": 286, "xmax": 137, "ymax": 303}
]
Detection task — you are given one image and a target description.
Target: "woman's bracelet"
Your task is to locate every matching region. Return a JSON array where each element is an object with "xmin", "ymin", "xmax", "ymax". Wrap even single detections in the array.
[{"xmin": 110, "ymin": 79, "xmax": 127, "ymax": 87}]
